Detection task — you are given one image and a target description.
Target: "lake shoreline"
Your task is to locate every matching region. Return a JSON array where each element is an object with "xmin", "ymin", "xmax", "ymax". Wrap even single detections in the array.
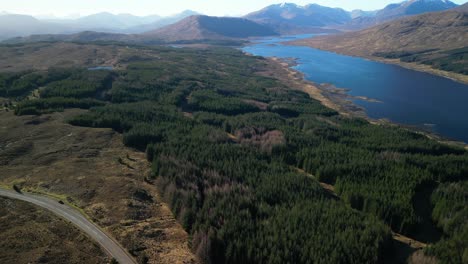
[
  {"xmin": 263, "ymin": 56, "xmax": 468, "ymax": 149},
  {"xmin": 285, "ymin": 40, "xmax": 468, "ymax": 85}
]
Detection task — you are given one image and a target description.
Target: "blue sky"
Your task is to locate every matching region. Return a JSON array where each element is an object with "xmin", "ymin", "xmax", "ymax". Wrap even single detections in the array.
[{"xmin": 2, "ymin": 0, "xmax": 467, "ymax": 17}]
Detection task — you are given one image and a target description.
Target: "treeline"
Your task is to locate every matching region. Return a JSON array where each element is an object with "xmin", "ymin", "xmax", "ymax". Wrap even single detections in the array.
[
  {"xmin": 374, "ymin": 47, "xmax": 468, "ymax": 75},
  {"xmin": 41, "ymin": 69, "xmax": 112, "ymax": 99},
  {"xmin": 0, "ymin": 68, "xmax": 74, "ymax": 98},
  {"xmin": 10, "ymin": 69, "xmax": 112, "ymax": 114},
  {"xmin": 6, "ymin": 44, "xmax": 468, "ymax": 263},
  {"xmin": 15, "ymin": 97, "xmax": 105, "ymax": 115}
]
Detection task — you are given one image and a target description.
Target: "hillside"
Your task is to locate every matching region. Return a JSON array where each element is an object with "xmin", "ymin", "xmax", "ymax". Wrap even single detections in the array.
[
  {"xmin": 290, "ymin": 4, "xmax": 468, "ymax": 80},
  {"xmin": 348, "ymin": 0, "xmax": 458, "ymax": 29},
  {"xmin": 145, "ymin": 15, "xmax": 277, "ymax": 41}
]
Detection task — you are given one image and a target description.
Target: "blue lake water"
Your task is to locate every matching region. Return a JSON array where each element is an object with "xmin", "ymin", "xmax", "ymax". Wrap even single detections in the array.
[{"xmin": 243, "ymin": 34, "xmax": 468, "ymax": 143}]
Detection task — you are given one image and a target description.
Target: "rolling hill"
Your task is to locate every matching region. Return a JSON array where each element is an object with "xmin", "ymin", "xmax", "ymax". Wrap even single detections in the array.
[
  {"xmin": 144, "ymin": 15, "xmax": 278, "ymax": 41},
  {"xmin": 290, "ymin": 4, "xmax": 468, "ymax": 80}
]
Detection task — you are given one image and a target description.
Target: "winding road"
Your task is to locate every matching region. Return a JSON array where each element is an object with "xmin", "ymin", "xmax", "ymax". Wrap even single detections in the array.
[{"xmin": 0, "ymin": 188, "xmax": 136, "ymax": 264}]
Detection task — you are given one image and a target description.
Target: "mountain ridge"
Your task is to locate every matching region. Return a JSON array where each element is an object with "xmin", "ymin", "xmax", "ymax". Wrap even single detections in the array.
[
  {"xmin": 346, "ymin": 0, "xmax": 458, "ymax": 29},
  {"xmin": 144, "ymin": 15, "xmax": 278, "ymax": 41}
]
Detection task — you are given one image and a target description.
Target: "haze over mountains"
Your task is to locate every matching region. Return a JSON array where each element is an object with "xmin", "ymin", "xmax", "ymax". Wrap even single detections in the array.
[
  {"xmin": 0, "ymin": 10, "xmax": 199, "ymax": 40},
  {"xmin": 0, "ymin": 0, "xmax": 462, "ymax": 43}
]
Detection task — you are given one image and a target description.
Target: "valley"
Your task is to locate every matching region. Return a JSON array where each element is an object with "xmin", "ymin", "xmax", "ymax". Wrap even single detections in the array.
[
  {"xmin": 0, "ymin": 1, "xmax": 467, "ymax": 264},
  {"xmin": 1, "ymin": 39, "xmax": 467, "ymax": 263}
]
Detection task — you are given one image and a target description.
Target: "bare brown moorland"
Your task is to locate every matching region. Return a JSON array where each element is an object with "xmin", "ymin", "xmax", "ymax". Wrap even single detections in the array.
[
  {"xmin": 0, "ymin": 109, "xmax": 196, "ymax": 264},
  {"xmin": 0, "ymin": 197, "xmax": 107, "ymax": 264}
]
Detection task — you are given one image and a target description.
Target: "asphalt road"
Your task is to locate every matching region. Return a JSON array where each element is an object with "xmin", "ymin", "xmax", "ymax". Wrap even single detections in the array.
[{"xmin": 0, "ymin": 188, "xmax": 136, "ymax": 264}]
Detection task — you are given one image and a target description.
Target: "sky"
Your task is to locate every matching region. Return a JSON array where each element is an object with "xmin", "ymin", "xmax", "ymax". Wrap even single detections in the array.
[{"xmin": 1, "ymin": 0, "xmax": 467, "ymax": 17}]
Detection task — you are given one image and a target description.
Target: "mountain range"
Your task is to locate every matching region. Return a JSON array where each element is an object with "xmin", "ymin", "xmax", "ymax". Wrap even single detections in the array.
[
  {"xmin": 0, "ymin": 10, "xmax": 199, "ymax": 40},
  {"xmin": 0, "ymin": 0, "xmax": 462, "ymax": 43},
  {"xmin": 245, "ymin": 0, "xmax": 459, "ymax": 32},
  {"xmin": 3, "ymin": 16, "xmax": 279, "ymax": 45}
]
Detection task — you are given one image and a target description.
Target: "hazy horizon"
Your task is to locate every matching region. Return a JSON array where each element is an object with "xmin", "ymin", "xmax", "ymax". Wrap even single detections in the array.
[{"xmin": 2, "ymin": 0, "xmax": 467, "ymax": 18}]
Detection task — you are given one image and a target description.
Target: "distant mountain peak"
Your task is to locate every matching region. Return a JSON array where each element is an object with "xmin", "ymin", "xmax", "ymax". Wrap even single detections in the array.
[
  {"xmin": 279, "ymin": 3, "xmax": 300, "ymax": 8},
  {"xmin": 245, "ymin": 3, "xmax": 351, "ymax": 30},
  {"xmin": 178, "ymin": 10, "xmax": 200, "ymax": 16}
]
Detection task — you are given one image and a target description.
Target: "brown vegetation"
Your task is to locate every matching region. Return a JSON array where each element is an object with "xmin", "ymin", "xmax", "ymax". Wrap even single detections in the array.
[
  {"xmin": 0, "ymin": 110, "xmax": 196, "ymax": 264},
  {"xmin": 0, "ymin": 197, "xmax": 107, "ymax": 264},
  {"xmin": 408, "ymin": 250, "xmax": 438, "ymax": 264},
  {"xmin": 0, "ymin": 43, "xmax": 119, "ymax": 72},
  {"xmin": 234, "ymin": 127, "xmax": 286, "ymax": 153}
]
